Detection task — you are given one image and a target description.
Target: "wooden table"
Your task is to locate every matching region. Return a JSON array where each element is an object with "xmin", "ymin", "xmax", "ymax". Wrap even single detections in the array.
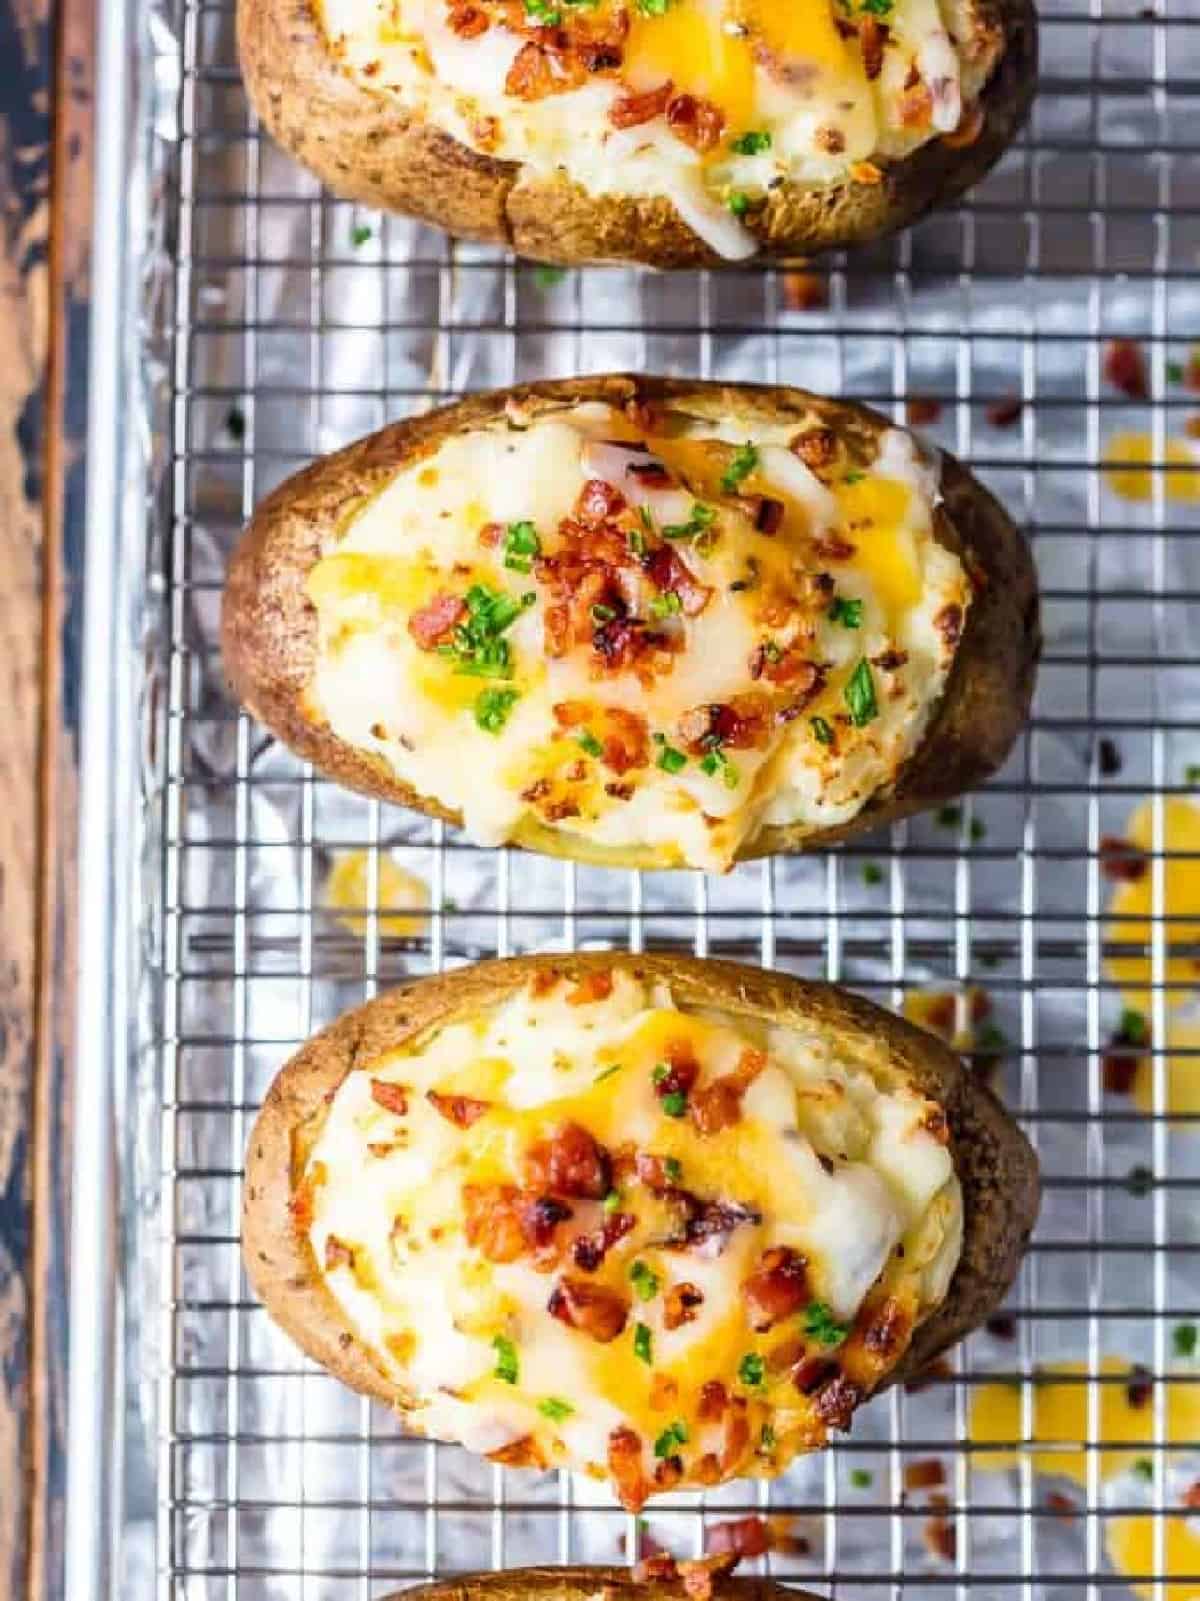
[{"xmin": 1, "ymin": 2, "xmax": 93, "ymax": 1596}]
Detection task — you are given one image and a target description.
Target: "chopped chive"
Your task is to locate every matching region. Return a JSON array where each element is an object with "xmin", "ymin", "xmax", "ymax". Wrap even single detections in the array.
[
  {"xmin": 803, "ymin": 1300, "xmax": 848, "ymax": 1348},
  {"xmin": 731, "ymin": 129, "xmax": 772, "ymax": 156},
  {"xmin": 828, "ymin": 595, "xmax": 863, "ymax": 628},
  {"xmin": 634, "ymin": 1322, "xmax": 653, "ymax": 1364},
  {"xmin": 603, "ymin": 1189, "xmax": 622, "ymax": 1214},
  {"xmin": 538, "ymin": 1396, "xmax": 573, "ymax": 1421},
  {"xmin": 844, "ymin": 659, "xmax": 878, "ymax": 727},
  {"xmin": 653, "ymin": 1419, "xmax": 688, "ymax": 1458},
  {"xmin": 721, "ymin": 441, "xmax": 759, "ymax": 494},
  {"xmin": 1173, "ymin": 1322, "xmax": 1197, "ymax": 1358},
  {"xmin": 474, "ymin": 688, "xmax": 519, "ymax": 734},
  {"xmin": 576, "ymin": 729, "xmax": 604, "ymax": 757},
  {"xmin": 630, "ymin": 1260, "xmax": 660, "ymax": 1301},
  {"xmin": 594, "ymin": 1061, "xmax": 622, "ymax": 1084},
  {"xmin": 738, "ymin": 1352, "xmax": 765, "ymax": 1390},
  {"xmin": 851, "ymin": 1468, "xmax": 873, "ymax": 1488},
  {"xmin": 492, "ymin": 1334, "xmax": 519, "ymax": 1384},
  {"xmin": 811, "ymin": 715, "xmax": 834, "ymax": 746},
  {"xmin": 350, "ymin": 223, "xmax": 372, "ymax": 247},
  {"xmin": 656, "ymin": 743, "xmax": 687, "ymax": 774}
]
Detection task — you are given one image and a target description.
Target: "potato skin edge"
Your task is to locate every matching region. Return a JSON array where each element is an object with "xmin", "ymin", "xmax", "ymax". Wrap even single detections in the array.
[
  {"xmin": 220, "ymin": 374, "xmax": 1041, "ymax": 867},
  {"xmin": 379, "ymin": 1572, "xmax": 822, "ymax": 1601},
  {"xmin": 242, "ymin": 953, "xmax": 1041, "ymax": 1425},
  {"xmin": 236, "ymin": 0, "xmax": 1037, "ymax": 266}
]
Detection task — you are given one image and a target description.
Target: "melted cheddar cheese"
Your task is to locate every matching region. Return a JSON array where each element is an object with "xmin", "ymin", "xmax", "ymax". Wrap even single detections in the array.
[
  {"xmin": 303, "ymin": 398, "xmax": 968, "ymax": 873},
  {"xmin": 316, "ymin": 0, "xmax": 980, "ymax": 258},
  {"xmin": 301, "ymin": 967, "xmax": 962, "ymax": 1504}
]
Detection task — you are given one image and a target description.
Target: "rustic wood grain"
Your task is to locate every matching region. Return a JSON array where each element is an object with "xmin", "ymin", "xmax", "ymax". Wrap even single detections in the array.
[{"xmin": 0, "ymin": 0, "xmax": 91, "ymax": 1594}]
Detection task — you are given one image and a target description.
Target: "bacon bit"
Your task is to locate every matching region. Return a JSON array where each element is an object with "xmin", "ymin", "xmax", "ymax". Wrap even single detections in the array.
[
  {"xmin": 812, "ymin": 533, "xmax": 856, "ymax": 562},
  {"xmin": 426, "ymin": 1089, "xmax": 491, "ymax": 1127},
  {"xmin": 370, "ymin": 1079, "xmax": 409, "ymax": 1116},
  {"xmin": 923, "ymin": 1515, "xmax": 956, "ymax": 1563},
  {"xmin": 666, "ymin": 93, "xmax": 725, "ymax": 153},
  {"xmin": 698, "ymin": 1379, "xmax": 728, "ymax": 1421},
  {"xmin": 782, "ymin": 272, "xmax": 828, "ymax": 312},
  {"xmin": 677, "ymin": 1553, "xmax": 740, "ymax": 1601},
  {"xmin": 791, "ymin": 425, "xmax": 837, "ymax": 470},
  {"xmin": 904, "ymin": 1458, "xmax": 947, "ymax": 1492},
  {"xmin": 766, "ymin": 1334, "xmax": 804, "ymax": 1378},
  {"xmin": 609, "ymin": 80, "xmax": 673, "ymax": 130},
  {"xmin": 463, "ymin": 1183, "xmax": 529, "ymax": 1262},
  {"xmin": 324, "ymin": 1234, "xmax": 355, "ymax": 1271},
  {"xmin": 934, "ymin": 603, "xmax": 964, "ymax": 647},
  {"xmin": 742, "ymin": 1246, "xmax": 810, "ymax": 1330},
  {"xmin": 523, "ymin": 1120, "xmax": 611, "ymax": 1198},
  {"xmin": 859, "ymin": 16, "xmax": 886, "ymax": 79},
  {"xmin": 407, "ymin": 590, "xmax": 465, "ymax": 650},
  {"xmin": 678, "ymin": 693, "xmax": 772, "ymax": 755},
  {"xmin": 851, "ymin": 160, "xmax": 885, "ymax": 185},
  {"xmin": 654, "ymin": 1036, "xmax": 700, "ymax": 1102},
  {"xmin": 478, "ymin": 520, "xmax": 504, "ymax": 548},
  {"xmin": 648, "ymin": 1373, "xmax": 680, "ymax": 1413},
  {"xmin": 862, "ymin": 1295, "xmax": 913, "ymax": 1357},
  {"xmin": 682, "ymin": 1197, "xmax": 762, "ymax": 1255},
  {"xmin": 367, "ymin": 1141, "xmax": 397, "ymax": 1158},
  {"xmin": 520, "ymin": 1193, "xmax": 574, "ymax": 1251},
  {"xmin": 986, "ymin": 1313, "xmax": 1017, "ymax": 1339},
  {"xmin": 1185, "ymin": 414, "xmax": 1200, "ymax": 440},
  {"xmin": 446, "ymin": 2, "xmax": 488, "ymax": 37},
  {"xmin": 471, "ymin": 115, "xmax": 500, "ymax": 151},
  {"xmin": 906, "ymin": 396, "xmax": 942, "ymax": 425},
  {"xmin": 718, "ymin": 1396, "xmax": 752, "ymax": 1473},
  {"xmin": 986, "ymin": 395, "xmax": 1023, "ymax": 428},
  {"xmin": 643, "ymin": 544, "xmax": 713, "ymax": 618},
  {"xmin": 899, "ymin": 80, "xmax": 934, "ymax": 127},
  {"xmin": 1043, "ymin": 1490, "xmax": 1078, "ymax": 1520},
  {"xmin": 489, "ymin": 1434, "xmax": 540, "ymax": 1467},
  {"xmin": 663, "ymin": 1281, "xmax": 704, "ymax": 1329},
  {"xmin": 1099, "ymin": 834, "xmax": 1147, "ymax": 882},
  {"xmin": 691, "ymin": 1047, "xmax": 766, "ymax": 1135},
  {"xmin": 567, "ymin": 969, "xmax": 615, "ymax": 1006},
  {"xmin": 922, "ymin": 1105, "xmax": 951, "ymax": 1145},
  {"xmin": 1182, "ymin": 1481, "xmax": 1200, "ymax": 1510},
  {"xmin": 530, "ymin": 968, "xmax": 560, "ymax": 997},
  {"xmin": 610, "ymin": 1426, "xmax": 652, "ymax": 1512},
  {"xmin": 505, "ymin": 40, "xmax": 557, "ymax": 100},
  {"xmin": 815, "ymin": 124, "xmax": 845, "ymax": 155},
  {"xmin": 794, "ymin": 1356, "xmax": 839, "ymax": 1397},
  {"xmin": 570, "ymin": 1209, "xmax": 635, "ymax": 1272},
  {"xmin": 737, "ymin": 494, "xmax": 785, "ymax": 535},
  {"xmin": 704, "ymin": 1516, "xmax": 770, "ymax": 1559},
  {"xmin": 578, "ymin": 477, "xmax": 628, "ymax": 528},
  {"xmin": 1104, "ymin": 338, "xmax": 1149, "ymax": 401},
  {"xmin": 1126, "ymin": 1366, "xmax": 1153, "ymax": 1409},
  {"xmin": 872, "ymin": 647, "xmax": 908, "ymax": 672},
  {"xmin": 634, "ymin": 1152, "xmax": 678, "ymax": 1193},
  {"xmin": 942, "ymin": 101, "xmax": 985, "ymax": 148},
  {"xmin": 554, "ymin": 702, "xmax": 651, "ymax": 774},
  {"xmin": 548, "ymin": 1275, "xmax": 629, "ymax": 1343}
]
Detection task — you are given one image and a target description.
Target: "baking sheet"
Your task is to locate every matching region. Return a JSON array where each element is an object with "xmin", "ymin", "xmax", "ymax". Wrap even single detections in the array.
[{"xmin": 90, "ymin": 0, "xmax": 1200, "ymax": 1596}]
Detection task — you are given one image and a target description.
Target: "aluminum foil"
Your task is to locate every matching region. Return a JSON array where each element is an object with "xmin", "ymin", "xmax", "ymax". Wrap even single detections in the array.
[{"xmin": 115, "ymin": 0, "xmax": 1200, "ymax": 1596}]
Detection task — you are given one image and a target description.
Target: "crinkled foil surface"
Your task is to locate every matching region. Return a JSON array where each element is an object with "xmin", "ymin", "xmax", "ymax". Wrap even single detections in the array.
[{"xmin": 118, "ymin": 1, "xmax": 1200, "ymax": 1596}]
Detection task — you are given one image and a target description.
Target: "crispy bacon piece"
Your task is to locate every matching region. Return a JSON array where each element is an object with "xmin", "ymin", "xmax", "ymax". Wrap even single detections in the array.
[
  {"xmin": 934, "ymin": 603, "xmax": 964, "ymax": 646},
  {"xmin": 791, "ymin": 425, "xmax": 837, "ymax": 472},
  {"xmin": 426, "ymin": 1089, "xmax": 491, "ymax": 1127},
  {"xmin": 505, "ymin": 41, "xmax": 557, "ymax": 100},
  {"xmin": 520, "ymin": 1193, "xmax": 574, "ymax": 1252},
  {"xmin": 488, "ymin": 1435, "xmax": 541, "ymax": 1467},
  {"xmin": 663, "ymin": 1280, "xmax": 704, "ymax": 1329},
  {"xmin": 906, "ymin": 396, "xmax": 942, "ymax": 425},
  {"xmin": 736, "ymin": 494, "xmax": 785, "ymax": 535},
  {"xmin": 1099, "ymin": 834, "xmax": 1147, "ymax": 882},
  {"xmin": 718, "ymin": 1396, "xmax": 751, "ymax": 1474},
  {"xmin": 691, "ymin": 1048, "xmax": 766, "ymax": 1135},
  {"xmin": 1104, "ymin": 338, "xmax": 1149, "ymax": 401},
  {"xmin": 609, "ymin": 80, "xmax": 673, "ymax": 130},
  {"xmin": 861, "ymin": 1295, "xmax": 913, "ymax": 1358},
  {"xmin": 643, "ymin": 544, "xmax": 713, "ymax": 618},
  {"xmin": 899, "ymin": 80, "xmax": 934, "ymax": 127},
  {"xmin": 704, "ymin": 1516, "xmax": 770, "ymax": 1559},
  {"xmin": 666, "ymin": 93, "xmax": 725, "ymax": 152},
  {"xmin": 904, "ymin": 1458, "xmax": 947, "ymax": 1492},
  {"xmin": 986, "ymin": 395, "xmax": 1022, "ymax": 428},
  {"xmin": 681, "ymin": 1197, "xmax": 762, "ymax": 1255},
  {"xmin": 815, "ymin": 1373, "xmax": 863, "ymax": 1430},
  {"xmin": 578, "ymin": 477, "xmax": 628, "ymax": 527},
  {"xmin": 567, "ymin": 969, "xmax": 615, "ymax": 1006},
  {"xmin": 324, "ymin": 1234, "xmax": 355, "ymax": 1271},
  {"xmin": 370, "ymin": 1079, "xmax": 409, "ymax": 1116},
  {"xmin": 859, "ymin": 15, "xmax": 887, "ymax": 79},
  {"xmin": 697, "ymin": 1379, "xmax": 728, "ymax": 1421},
  {"xmin": 446, "ymin": 2, "xmax": 489, "ymax": 37},
  {"xmin": 1126, "ymin": 1366, "xmax": 1153, "ymax": 1409},
  {"xmin": 654, "ymin": 1036, "xmax": 700, "ymax": 1103},
  {"xmin": 781, "ymin": 272, "xmax": 829, "ymax": 312},
  {"xmin": 548, "ymin": 1275, "xmax": 629, "ymax": 1342},
  {"xmin": 554, "ymin": 702, "xmax": 650, "ymax": 775},
  {"xmin": 677, "ymin": 1555, "xmax": 740, "ymax": 1601},
  {"xmin": 678, "ymin": 693, "xmax": 773, "ymax": 755},
  {"xmin": 571, "ymin": 1209, "xmax": 635, "ymax": 1272},
  {"xmin": 463, "ymin": 1183, "xmax": 529, "ymax": 1263},
  {"xmin": 794, "ymin": 1356, "xmax": 838, "ymax": 1395},
  {"xmin": 923, "ymin": 1515, "xmax": 956, "ymax": 1562},
  {"xmin": 523, "ymin": 1120, "xmax": 612, "ymax": 1198},
  {"xmin": 1182, "ymin": 1481, "xmax": 1200, "ymax": 1510},
  {"xmin": 407, "ymin": 590, "xmax": 465, "ymax": 650},
  {"xmin": 742, "ymin": 1245, "xmax": 810, "ymax": 1331},
  {"xmin": 633, "ymin": 1552, "xmax": 678, "ymax": 1584}
]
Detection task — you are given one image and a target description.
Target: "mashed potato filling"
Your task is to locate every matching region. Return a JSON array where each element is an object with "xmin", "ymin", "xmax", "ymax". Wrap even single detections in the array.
[
  {"xmin": 316, "ymin": 0, "xmax": 979, "ymax": 258},
  {"xmin": 300, "ymin": 966, "xmax": 963, "ymax": 1503},
  {"xmin": 304, "ymin": 396, "xmax": 969, "ymax": 872}
]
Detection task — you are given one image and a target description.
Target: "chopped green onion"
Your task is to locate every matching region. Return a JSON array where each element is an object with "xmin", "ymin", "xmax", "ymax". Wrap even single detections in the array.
[
  {"xmin": 533, "ymin": 265, "xmax": 567, "ymax": 289},
  {"xmin": 811, "ymin": 715, "xmax": 834, "ymax": 746},
  {"xmin": 350, "ymin": 223, "xmax": 372, "ymax": 247},
  {"xmin": 654, "ymin": 1420, "xmax": 689, "ymax": 1459},
  {"xmin": 661, "ymin": 1090, "xmax": 688, "ymax": 1117},
  {"xmin": 504, "ymin": 520, "xmax": 540, "ymax": 572},
  {"xmin": 662, "ymin": 503, "xmax": 716, "ymax": 541},
  {"xmin": 656, "ymin": 742, "xmax": 687, "ymax": 774},
  {"xmin": 731, "ymin": 130, "xmax": 772, "ymax": 156},
  {"xmin": 603, "ymin": 1189, "xmax": 622, "ymax": 1214},
  {"xmin": 721, "ymin": 441, "xmax": 759, "ymax": 494},
  {"xmin": 492, "ymin": 1334, "xmax": 519, "ymax": 1384},
  {"xmin": 524, "ymin": 0, "xmax": 560, "ymax": 21},
  {"xmin": 648, "ymin": 590, "xmax": 682, "ymax": 620},
  {"xmin": 663, "ymin": 1157, "xmax": 683, "ymax": 1182},
  {"xmin": 634, "ymin": 1322, "xmax": 653, "ymax": 1364},
  {"xmin": 728, "ymin": 191, "xmax": 751, "ymax": 218},
  {"xmin": 1120, "ymin": 1008, "xmax": 1149, "ymax": 1045},
  {"xmin": 474, "ymin": 688, "xmax": 519, "ymax": 734},
  {"xmin": 576, "ymin": 729, "xmax": 604, "ymax": 757},
  {"xmin": 594, "ymin": 1061, "xmax": 623, "ymax": 1084},
  {"xmin": 538, "ymin": 1396, "xmax": 573, "ymax": 1421},
  {"xmin": 1132, "ymin": 1457, "xmax": 1154, "ymax": 1481},
  {"xmin": 738, "ymin": 1352, "xmax": 765, "ymax": 1390},
  {"xmin": 862, "ymin": 862, "xmax": 883, "ymax": 886},
  {"xmin": 1173, "ymin": 1322, "xmax": 1198, "ymax": 1358},
  {"xmin": 630, "ymin": 1260, "xmax": 660, "ymax": 1301},
  {"xmin": 844, "ymin": 659, "xmax": 878, "ymax": 727},
  {"xmin": 803, "ymin": 1300, "xmax": 848, "ymax": 1348},
  {"xmin": 828, "ymin": 595, "xmax": 863, "ymax": 628}
]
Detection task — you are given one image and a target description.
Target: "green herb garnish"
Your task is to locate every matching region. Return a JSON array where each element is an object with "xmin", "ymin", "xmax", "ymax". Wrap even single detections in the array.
[
  {"xmin": 538, "ymin": 1396, "xmax": 573, "ymax": 1421},
  {"xmin": 648, "ymin": 590, "xmax": 682, "ymax": 620},
  {"xmin": 731, "ymin": 130, "xmax": 772, "ymax": 156},
  {"xmin": 844, "ymin": 660, "xmax": 878, "ymax": 727},
  {"xmin": 634, "ymin": 1322, "xmax": 653, "ymax": 1364},
  {"xmin": 603, "ymin": 1189, "xmax": 622, "ymax": 1214},
  {"xmin": 503, "ymin": 520, "xmax": 540, "ymax": 573},
  {"xmin": 1173, "ymin": 1323, "xmax": 1198, "ymax": 1358},
  {"xmin": 1126, "ymin": 1164, "xmax": 1154, "ymax": 1197},
  {"xmin": 492, "ymin": 1335, "xmax": 519, "ymax": 1384},
  {"xmin": 524, "ymin": 0, "xmax": 561, "ymax": 21},
  {"xmin": 630, "ymin": 1260, "xmax": 660, "ymax": 1301},
  {"xmin": 803, "ymin": 1301, "xmax": 849, "ymax": 1348},
  {"xmin": 654, "ymin": 1420, "xmax": 689, "ymax": 1459},
  {"xmin": 1120, "ymin": 1008, "xmax": 1150, "ymax": 1045},
  {"xmin": 759, "ymin": 1423, "xmax": 777, "ymax": 1452},
  {"xmin": 828, "ymin": 595, "xmax": 863, "ymax": 629},
  {"xmin": 699, "ymin": 747, "xmax": 740, "ymax": 789},
  {"xmin": 721, "ymin": 441, "xmax": 759, "ymax": 494},
  {"xmin": 1167, "ymin": 361, "xmax": 1184, "ymax": 383},
  {"xmin": 474, "ymin": 688, "xmax": 519, "ymax": 734},
  {"xmin": 533, "ymin": 265, "xmax": 567, "ymax": 289},
  {"xmin": 662, "ymin": 503, "xmax": 716, "ymax": 542},
  {"xmin": 843, "ymin": 470, "xmax": 865, "ymax": 485},
  {"xmin": 811, "ymin": 715, "xmax": 834, "ymax": 746},
  {"xmin": 636, "ymin": 0, "xmax": 671, "ymax": 12},
  {"xmin": 1186, "ymin": 763, "xmax": 1200, "ymax": 786},
  {"xmin": 728, "ymin": 191, "xmax": 751, "ymax": 218},
  {"xmin": 851, "ymin": 1468, "xmax": 873, "ymax": 1488},
  {"xmin": 1132, "ymin": 1457, "xmax": 1154, "ymax": 1482},
  {"xmin": 663, "ymin": 1156, "xmax": 683, "ymax": 1183},
  {"xmin": 350, "ymin": 223, "xmax": 372, "ymax": 247},
  {"xmin": 738, "ymin": 1352, "xmax": 766, "ymax": 1390},
  {"xmin": 656, "ymin": 742, "xmax": 687, "ymax": 774},
  {"xmin": 937, "ymin": 804, "xmax": 963, "ymax": 827},
  {"xmin": 577, "ymin": 729, "xmax": 604, "ymax": 757},
  {"xmin": 661, "ymin": 1090, "xmax": 688, "ymax": 1117},
  {"xmin": 862, "ymin": 862, "xmax": 883, "ymax": 886},
  {"xmin": 442, "ymin": 584, "xmax": 533, "ymax": 679},
  {"xmin": 594, "ymin": 1062, "xmax": 623, "ymax": 1084}
]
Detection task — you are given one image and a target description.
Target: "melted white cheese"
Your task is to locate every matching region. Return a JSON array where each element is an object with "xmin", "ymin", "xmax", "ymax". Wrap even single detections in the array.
[
  {"xmin": 304, "ymin": 969, "xmax": 962, "ymax": 1493},
  {"xmin": 316, "ymin": 0, "xmax": 980, "ymax": 259},
  {"xmin": 305, "ymin": 400, "xmax": 969, "ymax": 872}
]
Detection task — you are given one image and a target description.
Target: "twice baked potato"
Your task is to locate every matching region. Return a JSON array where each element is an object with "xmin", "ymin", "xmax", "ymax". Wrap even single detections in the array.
[
  {"xmin": 243, "ymin": 952, "xmax": 1039, "ymax": 1508},
  {"xmin": 222, "ymin": 376, "xmax": 1040, "ymax": 873},
  {"xmin": 238, "ymin": 0, "xmax": 1037, "ymax": 267},
  {"xmin": 382, "ymin": 1570, "xmax": 820, "ymax": 1601}
]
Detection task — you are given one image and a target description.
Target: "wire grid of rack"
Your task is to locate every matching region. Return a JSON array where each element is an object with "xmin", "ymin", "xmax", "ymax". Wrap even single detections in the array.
[{"xmin": 127, "ymin": 0, "xmax": 1200, "ymax": 1597}]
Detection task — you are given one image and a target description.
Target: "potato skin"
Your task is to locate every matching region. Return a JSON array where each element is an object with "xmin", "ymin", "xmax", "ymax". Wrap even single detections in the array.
[
  {"xmin": 242, "ymin": 953, "xmax": 1040, "ymax": 1424},
  {"xmin": 237, "ymin": 0, "xmax": 1037, "ymax": 267},
  {"xmin": 380, "ymin": 1571, "xmax": 822, "ymax": 1601},
  {"xmin": 221, "ymin": 375, "xmax": 1041, "ymax": 869}
]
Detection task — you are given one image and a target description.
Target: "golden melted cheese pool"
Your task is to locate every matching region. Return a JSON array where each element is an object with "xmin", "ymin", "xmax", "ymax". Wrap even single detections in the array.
[
  {"xmin": 304, "ymin": 397, "xmax": 969, "ymax": 873},
  {"xmin": 316, "ymin": 0, "xmax": 983, "ymax": 258},
  {"xmin": 300, "ymin": 967, "xmax": 963, "ymax": 1505}
]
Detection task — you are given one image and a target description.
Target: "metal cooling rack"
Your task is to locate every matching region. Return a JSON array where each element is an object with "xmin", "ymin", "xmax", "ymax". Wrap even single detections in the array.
[{"xmin": 67, "ymin": 0, "xmax": 1200, "ymax": 1598}]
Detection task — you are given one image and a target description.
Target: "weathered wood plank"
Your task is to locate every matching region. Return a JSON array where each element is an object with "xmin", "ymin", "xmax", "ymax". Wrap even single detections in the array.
[{"xmin": 0, "ymin": 0, "xmax": 91, "ymax": 1595}]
